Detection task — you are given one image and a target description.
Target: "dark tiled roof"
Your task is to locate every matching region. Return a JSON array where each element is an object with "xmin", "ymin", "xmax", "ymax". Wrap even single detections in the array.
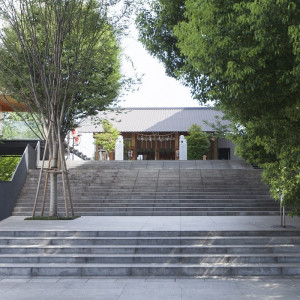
[{"xmin": 78, "ymin": 107, "xmax": 230, "ymax": 133}]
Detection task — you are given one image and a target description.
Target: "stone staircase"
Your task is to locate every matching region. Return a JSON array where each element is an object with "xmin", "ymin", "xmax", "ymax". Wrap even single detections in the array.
[
  {"xmin": 0, "ymin": 230, "xmax": 300, "ymax": 276},
  {"xmin": 2, "ymin": 160, "xmax": 299, "ymax": 277},
  {"xmin": 13, "ymin": 160, "xmax": 279, "ymax": 217}
]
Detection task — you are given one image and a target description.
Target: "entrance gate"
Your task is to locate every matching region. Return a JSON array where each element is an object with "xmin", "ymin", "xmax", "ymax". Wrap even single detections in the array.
[{"xmin": 136, "ymin": 132, "xmax": 175, "ymax": 160}]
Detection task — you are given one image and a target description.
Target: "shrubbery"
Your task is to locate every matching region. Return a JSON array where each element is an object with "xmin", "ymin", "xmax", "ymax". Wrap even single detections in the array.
[{"xmin": 0, "ymin": 156, "xmax": 21, "ymax": 181}]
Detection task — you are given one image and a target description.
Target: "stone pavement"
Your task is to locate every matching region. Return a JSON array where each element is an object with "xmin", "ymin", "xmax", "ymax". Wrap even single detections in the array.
[
  {"xmin": 0, "ymin": 276, "xmax": 300, "ymax": 299},
  {"xmin": 1, "ymin": 215, "xmax": 300, "ymax": 231},
  {"xmin": 1, "ymin": 215, "xmax": 300, "ymax": 299}
]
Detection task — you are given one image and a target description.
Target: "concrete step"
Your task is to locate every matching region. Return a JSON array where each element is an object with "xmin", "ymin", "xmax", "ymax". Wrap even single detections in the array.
[
  {"xmin": 13, "ymin": 211, "xmax": 280, "ymax": 217},
  {"xmin": 15, "ymin": 160, "xmax": 278, "ymax": 217},
  {"xmin": 14, "ymin": 207, "xmax": 280, "ymax": 212},
  {"xmin": 13, "ymin": 203, "xmax": 279, "ymax": 210},
  {"xmin": 2, "ymin": 253, "xmax": 300, "ymax": 264},
  {"xmin": 0, "ymin": 230, "xmax": 299, "ymax": 276},
  {"xmin": 1, "ymin": 263, "xmax": 300, "ymax": 276},
  {"xmin": 2, "ymin": 236, "xmax": 300, "ymax": 246},
  {"xmin": 2, "ymin": 230, "xmax": 299, "ymax": 237}
]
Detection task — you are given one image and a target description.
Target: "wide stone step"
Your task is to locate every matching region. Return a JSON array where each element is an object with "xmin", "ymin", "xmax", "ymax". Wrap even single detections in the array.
[
  {"xmin": 1, "ymin": 263, "xmax": 300, "ymax": 276},
  {"xmin": 13, "ymin": 206, "xmax": 280, "ymax": 212},
  {"xmin": 1, "ymin": 244, "xmax": 299, "ymax": 255},
  {"xmin": 13, "ymin": 211, "xmax": 280, "ymax": 216},
  {"xmin": 24, "ymin": 207, "xmax": 279, "ymax": 212},
  {"xmin": 2, "ymin": 253, "xmax": 300, "ymax": 264},
  {"xmin": 1, "ymin": 236, "xmax": 299, "ymax": 246},
  {"xmin": 16, "ymin": 160, "xmax": 277, "ymax": 217},
  {"xmin": 2, "ymin": 230, "xmax": 298, "ymax": 237},
  {"xmin": 1, "ymin": 228, "xmax": 298, "ymax": 276},
  {"xmin": 13, "ymin": 202, "xmax": 279, "ymax": 210}
]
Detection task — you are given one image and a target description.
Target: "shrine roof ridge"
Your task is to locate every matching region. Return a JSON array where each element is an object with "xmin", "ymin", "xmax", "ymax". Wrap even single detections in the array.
[{"xmin": 78, "ymin": 107, "xmax": 230, "ymax": 133}]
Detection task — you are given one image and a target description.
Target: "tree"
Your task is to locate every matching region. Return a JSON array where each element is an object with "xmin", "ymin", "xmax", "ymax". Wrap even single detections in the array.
[
  {"xmin": 136, "ymin": 0, "xmax": 186, "ymax": 78},
  {"xmin": 174, "ymin": 0, "xmax": 300, "ymax": 118},
  {"xmin": 1, "ymin": 112, "xmax": 42, "ymax": 140},
  {"xmin": 175, "ymin": 0, "xmax": 300, "ymax": 213},
  {"xmin": 94, "ymin": 120, "xmax": 120, "ymax": 157},
  {"xmin": 137, "ymin": 0, "xmax": 300, "ymax": 214},
  {"xmin": 136, "ymin": 0, "xmax": 202, "ymax": 99},
  {"xmin": 186, "ymin": 124, "xmax": 210, "ymax": 160},
  {"xmin": 0, "ymin": 0, "xmax": 133, "ymax": 216}
]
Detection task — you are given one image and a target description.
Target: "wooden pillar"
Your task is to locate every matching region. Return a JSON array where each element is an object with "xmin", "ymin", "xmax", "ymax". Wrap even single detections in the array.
[
  {"xmin": 131, "ymin": 132, "xmax": 136, "ymax": 160},
  {"xmin": 95, "ymin": 144, "xmax": 99, "ymax": 160},
  {"xmin": 93, "ymin": 133, "xmax": 99, "ymax": 160},
  {"xmin": 109, "ymin": 151, "xmax": 114, "ymax": 161},
  {"xmin": 175, "ymin": 132, "xmax": 179, "ymax": 160},
  {"xmin": 213, "ymin": 138, "xmax": 218, "ymax": 160}
]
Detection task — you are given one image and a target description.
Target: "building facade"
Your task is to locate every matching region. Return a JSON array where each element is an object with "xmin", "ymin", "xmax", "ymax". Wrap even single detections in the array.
[{"xmin": 78, "ymin": 107, "xmax": 238, "ymax": 161}]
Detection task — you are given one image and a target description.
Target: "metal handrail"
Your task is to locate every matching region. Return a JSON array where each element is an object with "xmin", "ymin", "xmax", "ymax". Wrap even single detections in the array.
[{"xmin": 280, "ymin": 194, "xmax": 286, "ymax": 228}]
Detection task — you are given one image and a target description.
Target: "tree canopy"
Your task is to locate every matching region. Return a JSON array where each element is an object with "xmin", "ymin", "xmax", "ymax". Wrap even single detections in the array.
[
  {"xmin": 1, "ymin": 112, "xmax": 42, "ymax": 139},
  {"xmin": 0, "ymin": 0, "xmax": 126, "ymax": 136},
  {"xmin": 186, "ymin": 124, "xmax": 210, "ymax": 160},
  {"xmin": 136, "ymin": 0, "xmax": 300, "ymax": 213},
  {"xmin": 94, "ymin": 120, "xmax": 120, "ymax": 155},
  {"xmin": 136, "ymin": 0, "xmax": 203, "ymax": 98},
  {"xmin": 0, "ymin": 0, "xmax": 133, "ymax": 216}
]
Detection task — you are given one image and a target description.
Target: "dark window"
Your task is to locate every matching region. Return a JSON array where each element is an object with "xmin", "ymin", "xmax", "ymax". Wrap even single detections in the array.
[{"xmin": 218, "ymin": 148, "xmax": 230, "ymax": 160}]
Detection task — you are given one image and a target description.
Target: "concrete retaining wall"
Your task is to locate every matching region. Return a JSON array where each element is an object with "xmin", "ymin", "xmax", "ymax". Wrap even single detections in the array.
[{"xmin": 0, "ymin": 142, "xmax": 39, "ymax": 221}]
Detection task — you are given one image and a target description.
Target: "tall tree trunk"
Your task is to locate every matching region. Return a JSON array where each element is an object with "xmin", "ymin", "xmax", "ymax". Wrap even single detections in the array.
[{"xmin": 49, "ymin": 140, "xmax": 59, "ymax": 216}]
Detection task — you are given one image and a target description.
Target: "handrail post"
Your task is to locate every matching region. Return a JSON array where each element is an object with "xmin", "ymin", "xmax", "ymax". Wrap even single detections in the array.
[
  {"xmin": 36, "ymin": 141, "xmax": 40, "ymax": 168},
  {"xmin": 280, "ymin": 194, "xmax": 286, "ymax": 228}
]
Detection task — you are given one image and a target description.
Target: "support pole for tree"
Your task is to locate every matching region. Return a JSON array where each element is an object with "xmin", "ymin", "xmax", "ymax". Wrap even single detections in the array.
[
  {"xmin": 32, "ymin": 121, "xmax": 73, "ymax": 218},
  {"xmin": 32, "ymin": 124, "xmax": 52, "ymax": 217},
  {"xmin": 62, "ymin": 154, "xmax": 74, "ymax": 217},
  {"xmin": 280, "ymin": 194, "xmax": 286, "ymax": 228},
  {"xmin": 57, "ymin": 125, "xmax": 71, "ymax": 217},
  {"xmin": 40, "ymin": 155, "xmax": 52, "ymax": 216}
]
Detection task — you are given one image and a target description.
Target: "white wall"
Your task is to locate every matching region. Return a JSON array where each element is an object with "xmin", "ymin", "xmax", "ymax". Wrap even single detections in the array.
[{"xmin": 68, "ymin": 132, "xmax": 95, "ymax": 160}]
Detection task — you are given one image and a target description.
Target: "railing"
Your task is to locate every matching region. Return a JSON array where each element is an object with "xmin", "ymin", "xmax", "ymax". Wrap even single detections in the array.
[
  {"xmin": 280, "ymin": 194, "xmax": 286, "ymax": 228},
  {"xmin": 0, "ymin": 142, "xmax": 39, "ymax": 221},
  {"xmin": 64, "ymin": 141, "xmax": 90, "ymax": 160}
]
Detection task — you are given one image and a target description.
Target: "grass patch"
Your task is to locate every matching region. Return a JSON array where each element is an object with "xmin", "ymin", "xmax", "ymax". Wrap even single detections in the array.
[
  {"xmin": 25, "ymin": 216, "xmax": 80, "ymax": 220},
  {"xmin": 0, "ymin": 156, "xmax": 21, "ymax": 181}
]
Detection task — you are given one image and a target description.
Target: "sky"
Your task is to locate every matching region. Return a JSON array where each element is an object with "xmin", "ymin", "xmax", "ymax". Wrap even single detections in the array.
[{"xmin": 119, "ymin": 24, "xmax": 201, "ymax": 108}]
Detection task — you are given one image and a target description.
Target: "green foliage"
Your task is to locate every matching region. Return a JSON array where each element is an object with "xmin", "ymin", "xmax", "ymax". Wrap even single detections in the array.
[
  {"xmin": 136, "ymin": 0, "xmax": 186, "ymax": 78},
  {"xmin": 174, "ymin": 0, "xmax": 300, "ymax": 119},
  {"xmin": 230, "ymin": 117, "xmax": 300, "ymax": 213},
  {"xmin": 203, "ymin": 115, "xmax": 231, "ymax": 139},
  {"xmin": 0, "ymin": 156, "xmax": 21, "ymax": 181},
  {"xmin": 1, "ymin": 112, "xmax": 42, "ymax": 140},
  {"xmin": 186, "ymin": 124, "xmax": 210, "ymax": 160},
  {"xmin": 136, "ymin": 0, "xmax": 203, "ymax": 99},
  {"xmin": 0, "ymin": 0, "xmax": 123, "ymax": 135},
  {"xmin": 137, "ymin": 0, "xmax": 300, "ymax": 214},
  {"xmin": 94, "ymin": 120, "xmax": 120, "ymax": 153}
]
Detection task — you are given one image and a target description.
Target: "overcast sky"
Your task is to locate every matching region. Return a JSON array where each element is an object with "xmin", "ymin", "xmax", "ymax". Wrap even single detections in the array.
[{"xmin": 119, "ymin": 24, "xmax": 201, "ymax": 108}]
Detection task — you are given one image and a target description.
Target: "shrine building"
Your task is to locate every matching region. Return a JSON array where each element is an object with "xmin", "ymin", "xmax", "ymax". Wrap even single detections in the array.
[{"xmin": 78, "ymin": 107, "xmax": 237, "ymax": 161}]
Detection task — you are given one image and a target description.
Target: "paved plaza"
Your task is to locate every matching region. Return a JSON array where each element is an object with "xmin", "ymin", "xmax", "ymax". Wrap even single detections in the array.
[
  {"xmin": 2, "ymin": 215, "xmax": 300, "ymax": 231},
  {"xmin": 0, "ymin": 216, "xmax": 300, "ymax": 299},
  {"xmin": 0, "ymin": 276, "xmax": 300, "ymax": 300}
]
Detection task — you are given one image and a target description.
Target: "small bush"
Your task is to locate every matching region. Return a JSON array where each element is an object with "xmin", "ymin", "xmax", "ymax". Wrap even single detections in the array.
[
  {"xmin": 0, "ymin": 156, "xmax": 21, "ymax": 181},
  {"xmin": 186, "ymin": 124, "xmax": 210, "ymax": 160}
]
